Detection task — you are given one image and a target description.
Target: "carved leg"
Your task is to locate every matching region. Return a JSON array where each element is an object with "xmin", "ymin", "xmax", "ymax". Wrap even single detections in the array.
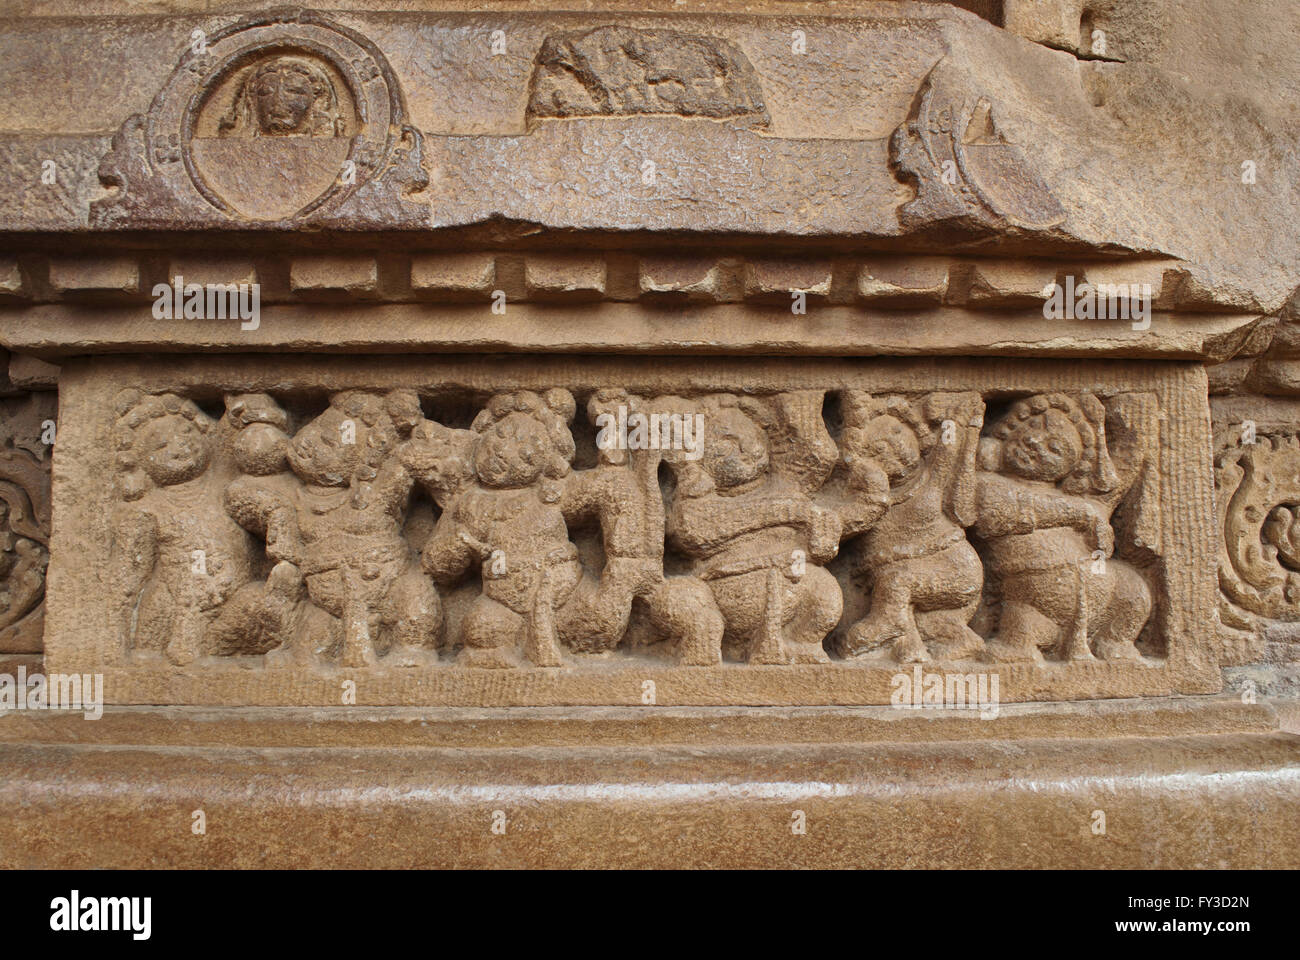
[
  {"xmin": 208, "ymin": 561, "xmax": 303, "ymax": 656},
  {"xmin": 1091, "ymin": 563, "xmax": 1151, "ymax": 661},
  {"xmin": 645, "ymin": 576, "xmax": 723, "ymax": 666},
  {"xmin": 783, "ymin": 565, "xmax": 839, "ymax": 664},
  {"xmin": 460, "ymin": 595, "xmax": 525, "ymax": 669},
  {"xmin": 984, "ymin": 600, "xmax": 1052, "ymax": 663},
  {"xmin": 524, "ymin": 552, "xmax": 571, "ymax": 667},
  {"xmin": 261, "ymin": 597, "xmax": 333, "ymax": 669},
  {"xmin": 917, "ymin": 601, "xmax": 984, "ymax": 660},
  {"xmin": 843, "ymin": 563, "xmax": 926, "ymax": 662},
  {"xmin": 749, "ymin": 567, "xmax": 790, "ymax": 664},
  {"xmin": 1062, "ymin": 562, "xmax": 1096, "ymax": 662},
  {"xmin": 340, "ymin": 568, "xmax": 379, "ymax": 669},
  {"xmin": 557, "ymin": 556, "xmax": 654, "ymax": 655},
  {"xmin": 165, "ymin": 604, "xmax": 205, "ymax": 666},
  {"xmin": 381, "ymin": 564, "xmax": 441, "ymax": 668},
  {"xmin": 261, "ymin": 560, "xmax": 304, "ymax": 646}
]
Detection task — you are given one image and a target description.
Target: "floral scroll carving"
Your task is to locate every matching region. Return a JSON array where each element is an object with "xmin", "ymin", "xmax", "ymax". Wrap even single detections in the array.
[{"xmin": 1216, "ymin": 430, "xmax": 1300, "ymax": 632}]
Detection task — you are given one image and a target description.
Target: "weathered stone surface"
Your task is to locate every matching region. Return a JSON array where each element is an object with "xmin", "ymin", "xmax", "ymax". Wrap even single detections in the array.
[
  {"xmin": 410, "ymin": 252, "xmax": 497, "ymax": 301},
  {"xmin": 289, "ymin": 256, "xmax": 379, "ymax": 300},
  {"xmin": 47, "ymin": 256, "xmax": 141, "ymax": 299},
  {"xmin": 523, "ymin": 255, "xmax": 607, "ymax": 301},
  {"xmin": 0, "ymin": 0, "xmax": 1298, "ymax": 869},
  {"xmin": 0, "ymin": 4, "xmax": 1295, "ymax": 306},
  {"xmin": 35, "ymin": 354, "xmax": 1219, "ymax": 704},
  {"xmin": 0, "ymin": 389, "xmax": 54, "ymax": 654},
  {"xmin": 527, "ymin": 25, "xmax": 769, "ymax": 127},
  {"xmin": 0, "ymin": 698, "xmax": 1296, "ymax": 868},
  {"xmin": 6, "ymin": 353, "xmax": 59, "ymax": 390}
]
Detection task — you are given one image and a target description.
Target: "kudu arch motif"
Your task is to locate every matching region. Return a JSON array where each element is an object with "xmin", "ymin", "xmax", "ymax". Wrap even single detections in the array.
[{"xmin": 108, "ymin": 385, "xmax": 1164, "ymax": 670}]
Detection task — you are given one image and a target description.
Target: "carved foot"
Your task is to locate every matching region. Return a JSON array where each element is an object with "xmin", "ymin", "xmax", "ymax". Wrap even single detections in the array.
[
  {"xmin": 785, "ymin": 640, "xmax": 831, "ymax": 664},
  {"xmin": 263, "ymin": 643, "xmax": 308, "ymax": 670},
  {"xmin": 165, "ymin": 610, "xmax": 204, "ymax": 666},
  {"xmin": 982, "ymin": 638, "xmax": 1045, "ymax": 664},
  {"xmin": 164, "ymin": 636, "xmax": 200, "ymax": 666},
  {"xmin": 459, "ymin": 645, "xmax": 521, "ymax": 669},
  {"xmin": 678, "ymin": 636, "xmax": 722, "ymax": 666},
  {"xmin": 1094, "ymin": 638, "xmax": 1143, "ymax": 661},
  {"xmin": 925, "ymin": 631, "xmax": 985, "ymax": 662},
  {"xmin": 384, "ymin": 643, "xmax": 439, "ymax": 669},
  {"xmin": 749, "ymin": 643, "xmax": 790, "ymax": 665},
  {"xmin": 841, "ymin": 613, "xmax": 912, "ymax": 660},
  {"xmin": 891, "ymin": 631, "xmax": 931, "ymax": 664}
]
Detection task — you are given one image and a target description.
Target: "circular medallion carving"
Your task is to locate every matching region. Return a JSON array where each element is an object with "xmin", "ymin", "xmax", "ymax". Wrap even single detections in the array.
[{"xmin": 147, "ymin": 12, "xmax": 405, "ymax": 221}]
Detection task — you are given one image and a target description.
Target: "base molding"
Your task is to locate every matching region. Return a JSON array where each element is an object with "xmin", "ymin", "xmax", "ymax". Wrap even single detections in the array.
[{"xmin": 1, "ymin": 696, "xmax": 1296, "ymax": 868}]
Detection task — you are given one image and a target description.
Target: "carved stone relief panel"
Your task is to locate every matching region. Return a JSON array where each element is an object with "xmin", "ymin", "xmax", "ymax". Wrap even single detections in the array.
[
  {"xmin": 527, "ymin": 25, "xmax": 770, "ymax": 128},
  {"xmin": 1211, "ymin": 395, "xmax": 1300, "ymax": 668},
  {"xmin": 0, "ymin": 390, "xmax": 55, "ymax": 654},
  {"xmin": 42, "ymin": 355, "xmax": 1217, "ymax": 706},
  {"xmin": 91, "ymin": 10, "xmax": 426, "ymax": 227}
]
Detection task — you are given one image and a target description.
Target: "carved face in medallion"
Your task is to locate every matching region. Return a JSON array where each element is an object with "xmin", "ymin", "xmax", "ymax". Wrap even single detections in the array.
[
  {"xmin": 187, "ymin": 46, "xmax": 360, "ymax": 220},
  {"xmin": 219, "ymin": 55, "xmax": 343, "ymax": 139},
  {"xmin": 1000, "ymin": 409, "xmax": 1084, "ymax": 483}
]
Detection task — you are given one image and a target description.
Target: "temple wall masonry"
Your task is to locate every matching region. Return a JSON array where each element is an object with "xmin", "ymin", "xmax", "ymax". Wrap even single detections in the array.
[{"xmin": 0, "ymin": 0, "xmax": 1298, "ymax": 868}]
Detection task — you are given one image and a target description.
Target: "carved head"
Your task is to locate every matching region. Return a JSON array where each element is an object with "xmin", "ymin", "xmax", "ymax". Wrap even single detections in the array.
[
  {"xmin": 470, "ymin": 390, "xmax": 575, "ymax": 493},
  {"xmin": 700, "ymin": 406, "xmax": 769, "ymax": 490},
  {"xmin": 839, "ymin": 393, "xmax": 932, "ymax": 489},
  {"xmin": 856, "ymin": 414, "xmax": 923, "ymax": 484},
  {"xmin": 138, "ymin": 414, "xmax": 212, "ymax": 487},
  {"xmin": 220, "ymin": 55, "xmax": 342, "ymax": 138},
  {"xmin": 286, "ymin": 390, "xmax": 420, "ymax": 489},
  {"xmin": 1000, "ymin": 408, "xmax": 1084, "ymax": 483},
  {"xmin": 113, "ymin": 392, "xmax": 216, "ymax": 498},
  {"xmin": 225, "ymin": 393, "xmax": 291, "ymax": 477},
  {"xmin": 985, "ymin": 393, "xmax": 1117, "ymax": 494}
]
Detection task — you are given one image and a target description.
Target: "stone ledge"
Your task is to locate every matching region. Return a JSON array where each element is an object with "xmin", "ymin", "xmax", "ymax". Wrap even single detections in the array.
[
  {"xmin": 0, "ymin": 697, "xmax": 1295, "ymax": 868},
  {"xmin": 0, "ymin": 696, "xmax": 1279, "ymax": 748}
]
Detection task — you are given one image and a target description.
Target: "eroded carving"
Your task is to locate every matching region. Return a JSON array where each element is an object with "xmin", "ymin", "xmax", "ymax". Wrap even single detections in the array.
[
  {"xmin": 217, "ymin": 54, "xmax": 348, "ymax": 139},
  {"xmin": 91, "ymin": 11, "xmax": 426, "ymax": 226},
  {"xmin": 1216, "ymin": 430, "xmax": 1300, "ymax": 628},
  {"xmin": 0, "ymin": 391, "xmax": 54, "ymax": 653},
  {"xmin": 972, "ymin": 393, "xmax": 1154, "ymax": 662},
  {"xmin": 405, "ymin": 389, "xmax": 661, "ymax": 668},
  {"xmin": 528, "ymin": 26, "xmax": 769, "ymax": 128},
  {"xmin": 225, "ymin": 390, "xmax": 439, "ymax": 668},
  {"xmin": 96, "ymin": 382, "xmax": 1166, "ymax": 673},
  {"xmin": 649, "ymin": 392, "xmax": 842, "ymax": 665},
  {"xmin": 111, "ymin": 391, "xmax": 297, "ymax": 665},
  {"xmin": 838, "ymin": 392, "xmax": 986, "ymax": 663},
  {"xmin": 891, "ymin": 60, "xmax": 1067, "ymax": 233}
]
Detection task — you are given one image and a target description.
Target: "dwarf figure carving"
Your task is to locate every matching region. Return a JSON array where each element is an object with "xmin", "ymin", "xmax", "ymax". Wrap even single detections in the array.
[
  {"xmin": 973, "ymin": 392, "xmax": 1152, "ymax": 662},
  {"xmin": 651, "ymin": 392, "xmax": 843, "ymax": 664},
  {"xmin": 224, "ymin": 390, "xmax": 440, "ymax": 668},
  {"xmin": 0, "ymin": 499, "xmax": 46, "ymax": 638},
  {"xmin": 838, "ymin": 391, "xmax": 986, "ymax": 663},
  {"xmin": 409, "ymin": 389, "xmax": 659, "ymax": 669},
  {"xmin": 110, "ymin": 391, "xmax": 297, "ymax": 665}
]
